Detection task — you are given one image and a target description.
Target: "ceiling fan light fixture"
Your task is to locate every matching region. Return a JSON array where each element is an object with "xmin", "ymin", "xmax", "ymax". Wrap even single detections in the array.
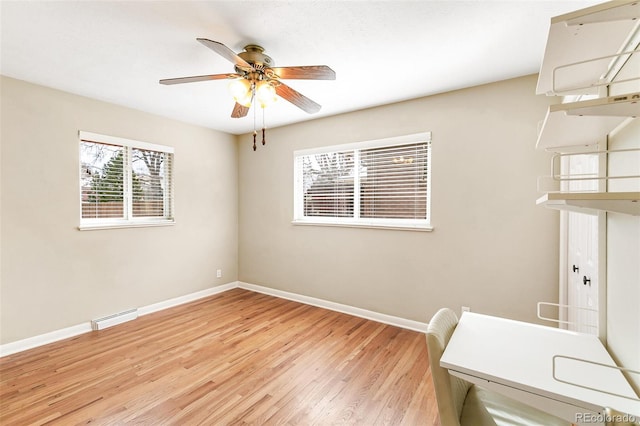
[
  {"xmin": 256, "ymin": 81, "xmax": 277, "ymax": 108},
  {"xmin": 237, "ymin": 94, "xmax": 253, "ymax": 108},
  {"xmin": 228, "ymin": 78, "xmax": 252, "ymax": 102}
]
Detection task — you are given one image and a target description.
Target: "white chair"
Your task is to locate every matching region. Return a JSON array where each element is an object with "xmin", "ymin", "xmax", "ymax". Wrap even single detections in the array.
[
  {"xmin": 605, "ymin": 408, "xmax": 640, "ymax": 426},
  {"xmin": 426, "ymin": 308, "xmax": 570, "ymax": 426}
]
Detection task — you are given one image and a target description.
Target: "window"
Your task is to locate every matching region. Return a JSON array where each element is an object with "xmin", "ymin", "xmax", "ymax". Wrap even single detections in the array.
[
  {"xmin": 293, "ymin": 132, "xmax": 432, "ymax": 230},
  {"xmin": 79, "ymin": 131, "xmax": 174, "ymax": 230}
]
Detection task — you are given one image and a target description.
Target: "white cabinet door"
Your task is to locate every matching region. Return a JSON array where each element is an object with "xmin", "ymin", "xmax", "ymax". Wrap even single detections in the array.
[
  {"xmin": 564, "ymin": 154, "xmax": 599, "ymax": 335},
  {"xmin": 567, "ymin": 212, "xmax": 599, "ymax": 334}
]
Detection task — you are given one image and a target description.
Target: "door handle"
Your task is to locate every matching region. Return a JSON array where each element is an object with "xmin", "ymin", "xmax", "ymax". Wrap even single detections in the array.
[
  {"xmin": 583, "ymin": 276, "xmax": 591, "ymax": 286},
  {"xmin": 572, "ymin": 265, "xmax": 579, "ymax": 273}
]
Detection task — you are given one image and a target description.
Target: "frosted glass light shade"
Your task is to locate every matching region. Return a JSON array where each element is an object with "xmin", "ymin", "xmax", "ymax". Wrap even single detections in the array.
[
  {"xmin": 228, "ymin": 79, "xmax": 252, "ymax": 106},
  {"xmin": 256, "ymin": 82, "xmax": 277, "ymax": 108}
]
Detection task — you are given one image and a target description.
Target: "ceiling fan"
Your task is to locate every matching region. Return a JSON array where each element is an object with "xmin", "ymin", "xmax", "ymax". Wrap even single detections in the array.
[{"xmin": 159, "ymin": 38, "xmax": 336, "ymax": 119}]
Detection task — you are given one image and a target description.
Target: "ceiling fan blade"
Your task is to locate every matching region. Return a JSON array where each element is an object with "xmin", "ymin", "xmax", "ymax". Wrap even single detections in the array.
[
  {"xmin": 268, "ymin": 66, "xmax": 336, "ymax": 80},
  {"xmin": 275, "ymin": 83, "xmax": 321, "ymax": 114},
  {"xmin": 159, "ymin": 73, "xmax": 238, "ymax": 85},
  {"xmin": 231, "ymin": 102, "xmax": 250, "ymax": 118},
  {"xmin": 196, "ymin": 38, "xmax": 254, "ymax": 71}
]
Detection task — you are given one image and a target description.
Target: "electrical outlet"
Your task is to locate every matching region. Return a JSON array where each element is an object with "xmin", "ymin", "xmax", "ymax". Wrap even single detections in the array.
[
  {"xmin": 461, "ymin": 306, "xmax": 471, "ymax": 316},
  {"xmin": 216, "ymin": 269, "xmax": 222, "ymax": 278}
]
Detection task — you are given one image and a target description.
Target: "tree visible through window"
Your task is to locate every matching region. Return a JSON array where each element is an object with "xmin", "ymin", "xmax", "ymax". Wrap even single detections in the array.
[
  {"xmin": 81, "ymin": 142, "xmax": 125, "ymax": 218},
  {"xmin": 131, "ymin": 148, "xmax": 169, "ymax": 218},
  {"xmin": 302, "ymin": 151, "xmax": 355, "ymax": 218},
  {"xmin": 294, "ymin": 133, "xmax": 432, "ymax": 230},
  {"xmin": 79, "ymin": 132, "xmax": 174, "ymax": 228}
]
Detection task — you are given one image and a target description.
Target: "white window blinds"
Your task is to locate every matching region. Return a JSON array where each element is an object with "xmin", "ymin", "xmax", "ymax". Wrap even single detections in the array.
[
  {"xmin": 360, "ymin": 142, "xmax": 429, "ymax": 220},
  {"xmin": 299, "ymin": 149, "xmax": 356, "ymax": 218},
  {"xmin": 79, "ymin": 131, "xmax": 174, "ymax": 229},
  {"xmin": 131, "ymin": 148, "xmax": 173, "ymax": 218},
  {"xmin": 294, "ymin": 133, "xmax": 431, "ymax": 230},
  {"xmin": 81, "ymin": 142, "xmax": 126, "ymax": 219}
]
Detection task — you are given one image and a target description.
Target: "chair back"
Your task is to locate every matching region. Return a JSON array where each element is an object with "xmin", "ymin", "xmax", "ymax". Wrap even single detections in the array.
[
  {"xmin": 605, "ymin": 407, "xmax": 640, "ymax": 426},
  {"xmin": 426, "ymin": 308, "xmax": 472, "ymax": 426}
]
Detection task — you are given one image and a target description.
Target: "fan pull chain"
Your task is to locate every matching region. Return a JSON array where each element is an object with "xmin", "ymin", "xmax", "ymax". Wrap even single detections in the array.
[
  {"xmin": 262, "ymin": 108, "xmax": 266, "ymax": 146},
  {"xmin": 252, "ymin": 94, "xmax": 257, "ymax": 151}
]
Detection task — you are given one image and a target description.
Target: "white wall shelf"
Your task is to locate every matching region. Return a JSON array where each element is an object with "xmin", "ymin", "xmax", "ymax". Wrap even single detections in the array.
[
  {"xmin": 536, "ymin": 0, "xmax": 640, "ymax": 96},
  {"xmin": 536, "ymin": 93, "xmax": 640, "ymax": 150},
  {"xmin": 535, "ymin": 2, "xmax": 640, "ymax": 217},
  {"xmin": 536, "ymin": 191, "xmax": 640, "ymax": 216}
]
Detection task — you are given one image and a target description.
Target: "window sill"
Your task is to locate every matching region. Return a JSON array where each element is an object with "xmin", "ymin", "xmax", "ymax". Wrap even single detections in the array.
[
  {"xmin": 291, "ymin": 219, "xmax": 433, "ymax": 232},
  {"xmin": 78, "ymin": 220, "xmax": 175, "ymax": 231}
]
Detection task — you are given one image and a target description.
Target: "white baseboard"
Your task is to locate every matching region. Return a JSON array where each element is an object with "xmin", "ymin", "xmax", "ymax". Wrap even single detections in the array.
[
  {"xmin": 0, "ymin": 323, "xmax": 93, "ymax": 358},
  {"xmin": 238, "ymin": 282, "xmax": 428, "ymax": 333},
  {"xmin": 0, "ymin": 282, "xmax": 239, "ymax": 358},
  {"xmin": 138, "ymin": 282, "xmax": 238, "ymax": 316},
  {"xmin": 1, "ymin": 280, "xmax": 427, "ymax": 357}
]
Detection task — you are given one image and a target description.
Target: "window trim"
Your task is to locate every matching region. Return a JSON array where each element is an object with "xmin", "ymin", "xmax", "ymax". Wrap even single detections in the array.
[
  {"xmin": 292, "ymin": 132, "xmax": 433, "ymax": 231},
  {"xmin": 78, "ymin": 131, "xmax": 175, "ymax": 231}
]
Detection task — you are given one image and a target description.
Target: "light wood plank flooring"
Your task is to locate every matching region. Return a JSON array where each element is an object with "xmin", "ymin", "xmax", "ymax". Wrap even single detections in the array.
[{"xmin": 0, "ymin": 288, "xmax": 440, "ymax": 425}]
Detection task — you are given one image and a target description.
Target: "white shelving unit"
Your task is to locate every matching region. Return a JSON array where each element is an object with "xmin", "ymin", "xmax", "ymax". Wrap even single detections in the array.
[
  {"xmin": 536, "ymin": 93, "xmax": 640, "ymax": 150},
  {"xmin": 536, "ymin": 1, "xmax": 640, "ymax": 96},
  {"xmin": 536, "ymin": 0, "xmax": 640, "ymax": 217},
  {"xmin": 536, "ymin": 191, "xmax": 640, "ymax": 216}
]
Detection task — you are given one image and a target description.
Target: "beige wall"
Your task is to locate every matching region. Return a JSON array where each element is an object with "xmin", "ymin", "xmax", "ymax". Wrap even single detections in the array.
[
  {"xmin": 0, "ymin": 76, "xmax": 238, "ymax": 344},
  {"xmin": 238, "ymin": 74, "xmax": 560, "ymax": 324}
]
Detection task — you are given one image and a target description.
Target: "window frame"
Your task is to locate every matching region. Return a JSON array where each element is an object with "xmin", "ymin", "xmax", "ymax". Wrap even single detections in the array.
[
  {"xmin": 78, "ymin": 131, "xmax": 175, "ymax": 231},
  {"xmin": 292, "ymin": 132, "xmax": 432, "ymax": 231}
]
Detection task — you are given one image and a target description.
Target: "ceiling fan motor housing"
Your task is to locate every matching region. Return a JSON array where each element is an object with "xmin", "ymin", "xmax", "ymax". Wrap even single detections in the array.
[{"xmin": 237, "ymin": 45, "xmax": 274, "ymax": 71}]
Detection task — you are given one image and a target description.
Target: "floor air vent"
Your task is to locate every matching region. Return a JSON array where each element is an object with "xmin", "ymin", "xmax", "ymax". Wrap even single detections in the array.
[{"xmin": 91, "ymin": 308, "xmax": 138, "ymax": 330}]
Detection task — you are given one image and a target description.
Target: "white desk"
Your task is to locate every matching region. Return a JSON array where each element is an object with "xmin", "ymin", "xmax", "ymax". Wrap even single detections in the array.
[{"xmin": 440, "ymin": 312, "xmax": 639, "ymax": 425}]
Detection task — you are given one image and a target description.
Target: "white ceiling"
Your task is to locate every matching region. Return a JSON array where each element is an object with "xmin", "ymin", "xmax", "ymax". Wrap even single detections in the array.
[{"xmin": 1, "ymin": 0, "xmax": 600, "ymax": 135}]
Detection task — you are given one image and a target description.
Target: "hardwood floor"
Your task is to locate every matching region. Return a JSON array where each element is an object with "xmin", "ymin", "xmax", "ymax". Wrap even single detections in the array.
[{"xmin": 0, "ymin": 289, "xmax": 440, "ymax": 425}]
